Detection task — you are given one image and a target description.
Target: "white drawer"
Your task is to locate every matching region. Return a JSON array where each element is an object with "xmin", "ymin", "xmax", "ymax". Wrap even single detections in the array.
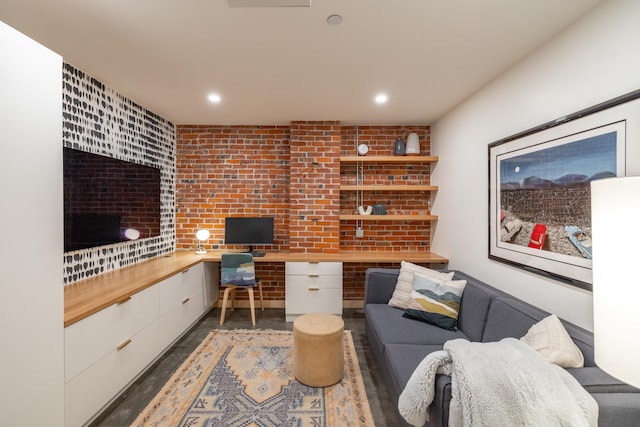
[
  {"xmin": 64, "ymin": 284, "xmax": 159, "ymax": 383},
  {"xmin": 159, "ymin": 265, "xmax": 203, "ymax": 315},
  {"xmin": 286, "ymin": 274, "xmax": 342, "ymax": 290},
  {"xmin": 65, "ymin": 319, "xmax": 160, "ymax": 427},
  {"xmin": 285, "ymin": 287, "xmax": 342, "ymax": 317},
  {"xmin": 285, "ymin": 261, "xmax": 342, "ymax": 276},
  {"xmin": 158, "ymin": 287, "xmax": 205, "ymax": 350}
]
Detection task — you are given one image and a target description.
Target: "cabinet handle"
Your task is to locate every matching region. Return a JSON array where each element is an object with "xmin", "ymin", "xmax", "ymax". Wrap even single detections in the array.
[
  {"xmin": 116, "ymin": 296, "xmax": 131, "ymax": 305},
  {"xmin": 182, "ymin": 297, "xmax": 191, "ymax": 304},
  {"xmin": 308, "ymin": 274, "xmax": 319, "ymax": 278},
  {"xmin": 309, "ymin": 261, "xmax": 319, "ymax": 264},
  {"xmin": 181, "ymin": 268, "xmax": 190, "ymax": 274},
  {"xmin": 308, "ymin": 287, "xmax": 320, "ymax": 291},
  {"xmin": 117, "ymin": 339, "xmax": 132, "ymax": 351}
]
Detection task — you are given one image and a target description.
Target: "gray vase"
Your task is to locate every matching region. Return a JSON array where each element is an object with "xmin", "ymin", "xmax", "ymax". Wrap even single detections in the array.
[{"xmin": 393, "ymin": 138, "xmax": 405, "ymax": 155}]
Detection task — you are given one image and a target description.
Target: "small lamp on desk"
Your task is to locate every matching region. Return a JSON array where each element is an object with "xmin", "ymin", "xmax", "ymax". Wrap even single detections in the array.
[{"xmin": 195, "ymin": 229, "xmax": 210, "ymax": 255}]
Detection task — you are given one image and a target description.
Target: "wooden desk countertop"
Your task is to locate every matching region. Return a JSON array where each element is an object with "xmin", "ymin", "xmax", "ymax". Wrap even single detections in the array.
[{"xmin": 64, "ymin": 250, "xmax": 448, "ymax": 327}]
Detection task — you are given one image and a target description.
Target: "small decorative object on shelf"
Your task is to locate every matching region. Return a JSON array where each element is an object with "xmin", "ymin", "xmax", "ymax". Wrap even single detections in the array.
[
  {"xmin": 357, "ymin": 143, "xmax": 369, "ymax": 156},
  {"xmin": 372, "ymin": 204, "xmax": 387, "ymax": 215},
  {"xmin": 393, "ymin": 137, "xmax": 405, "ymax": 155},
  {"xmin": 406, "ymin": 132, "xmax": 420, "ymax": 155},
  {"xmin": 358, "ymin": 205, "xmax": 373, "ymax": 215}
]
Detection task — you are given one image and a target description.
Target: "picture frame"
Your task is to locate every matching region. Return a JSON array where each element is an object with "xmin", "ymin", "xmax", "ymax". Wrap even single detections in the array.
[{"xmin": 488, "ymin": 89, "xmax": 640, "ymax": 290}]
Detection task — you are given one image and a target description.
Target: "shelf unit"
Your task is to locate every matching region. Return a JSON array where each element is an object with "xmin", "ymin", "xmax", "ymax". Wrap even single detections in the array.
[
  {"xmin": 339, "ymin": 214, "xmax": 438, "ymax": 221},
  {"xmin": 340, "ymin": 155, "xmax": 438, "ymax": 221},
  {"xmin": 340, "ymin": 184, "xmax": 438, "ymax": 191},
  {"xmin": 340, "ymin": 155, "xmax": 438, "ymax": 163}
]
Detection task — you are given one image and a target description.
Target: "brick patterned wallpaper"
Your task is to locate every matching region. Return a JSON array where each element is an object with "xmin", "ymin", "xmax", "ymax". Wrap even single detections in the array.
[
  {"xmin": 175, "ymin": 122, "xmax": 433, "ymax": 302},
  {"xmin": 62, "ymin": 63, "xmax": 176, "ymax": 285}
]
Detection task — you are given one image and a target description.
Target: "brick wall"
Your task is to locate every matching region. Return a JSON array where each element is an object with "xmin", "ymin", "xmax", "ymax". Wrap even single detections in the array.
[
  {"xmin": 175, "ymin": 122, "xmax": 432, "ymax": 303},
  {"xmin": 176, "ymin": 125, "xmax": 290, "ymax": 298},
  {"xmin": 176, "ymin": 125, "xmax": 291, "ymax": 250},
  {"xmin": 289, "ymin": 121, "xmax": 341, "ymax": 253},
  {"xmin": 340, "ymin": 126, "xmax": 432, "ymax": 251}
]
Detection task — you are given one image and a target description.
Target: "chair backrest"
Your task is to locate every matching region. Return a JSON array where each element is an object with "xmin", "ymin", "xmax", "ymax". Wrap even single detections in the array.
[{"xmin": 221, "ymin": 253, "xmax": 256, "ymax": 286}]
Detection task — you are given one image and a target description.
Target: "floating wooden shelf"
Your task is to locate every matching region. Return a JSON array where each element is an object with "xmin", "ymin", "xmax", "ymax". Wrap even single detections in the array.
[
  {"xmin": 340, "ymin": 214, "xmax": 438, "ymax": 221},
  {"xmin": 340, "ymin": 184, "xmax": 438, "ymax": 191},
  {"xmin": 340, "ymin": 155, "xmax": 438, "ymax": 163}
]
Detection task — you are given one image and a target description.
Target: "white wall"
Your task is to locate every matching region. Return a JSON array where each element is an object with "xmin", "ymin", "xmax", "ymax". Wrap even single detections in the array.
[
  {"xmin": 431, "ymin": 0, "xmax": 640, "ymax": 331},
  {"xmin": 0, "ymin": 21, "xmax": 64, "ymax": 424}
]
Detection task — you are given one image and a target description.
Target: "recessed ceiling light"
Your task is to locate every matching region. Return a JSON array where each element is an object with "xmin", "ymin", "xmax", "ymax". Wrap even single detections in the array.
[
  {"xmin": 208, "ymin": 93, "xmax": 222, "ymax": 103},
  {"xmin": 327, "ymin": 14, "xmax": 343, "ymax": 25},
  {"xmin": 375, "ymin": 93, "xmax": 388, "ymax": 104}
]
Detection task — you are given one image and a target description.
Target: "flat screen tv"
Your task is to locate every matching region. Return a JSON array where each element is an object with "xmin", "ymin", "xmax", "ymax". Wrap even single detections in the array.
[
  {"xmin": 224, "ymin": 217, "xmax": 274, "ymax": 254},
  {"xmin": 63, "ymin": 147, "xmax": 161, "ymax": 252}
]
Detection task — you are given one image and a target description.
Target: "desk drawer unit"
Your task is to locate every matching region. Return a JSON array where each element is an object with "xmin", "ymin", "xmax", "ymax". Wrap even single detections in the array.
[{"xmin": 285, "ymin": 262, "xmax": 343, "ymax": 322}]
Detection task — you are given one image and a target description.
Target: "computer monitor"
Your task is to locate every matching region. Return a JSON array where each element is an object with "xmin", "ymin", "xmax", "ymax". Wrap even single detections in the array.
[{"xmin": 224, "ymin": 217, "xmax": 274, "ymax": 255}]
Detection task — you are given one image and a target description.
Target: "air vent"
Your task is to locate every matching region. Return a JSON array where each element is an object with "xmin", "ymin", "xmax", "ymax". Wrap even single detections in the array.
[{"xmin": 227, "ymin": 0, "xmax": 310, "ymax": 7}]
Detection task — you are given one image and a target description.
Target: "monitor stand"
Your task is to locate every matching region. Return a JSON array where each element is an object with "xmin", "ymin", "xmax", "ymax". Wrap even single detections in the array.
[{"xmin": 246, "ymin": 246, "xmax": 266, "ymax": 257}]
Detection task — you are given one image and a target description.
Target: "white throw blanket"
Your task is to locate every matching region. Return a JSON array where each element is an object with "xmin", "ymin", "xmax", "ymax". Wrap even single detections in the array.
[{"xmin": 398, "ymin": 338, "xmax": 598, "ymax": 427}]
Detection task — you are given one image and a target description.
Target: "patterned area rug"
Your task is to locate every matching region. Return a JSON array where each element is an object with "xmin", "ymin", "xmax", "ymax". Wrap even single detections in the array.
[{"xmin": 132, "ymin": 329, "xmax": 375, "ymax": 427}]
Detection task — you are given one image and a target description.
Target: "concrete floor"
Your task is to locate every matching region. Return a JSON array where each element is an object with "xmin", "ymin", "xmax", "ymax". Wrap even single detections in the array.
[{"xmin": 90, "ymin": 308, "xmax": 397, "ymax": 427}]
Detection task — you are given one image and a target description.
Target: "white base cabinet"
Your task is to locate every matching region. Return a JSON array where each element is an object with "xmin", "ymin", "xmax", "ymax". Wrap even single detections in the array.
[
  {"xmin": 285, "ymin": 262, "xmax": 343, "ymax": 322},
  {"xmin": 158, "ymin": 266, "xmax": 206, "ymax": 350},
  {"xmin": 64, "ymin": 262, "xmax": 216, "ymax": 426}
]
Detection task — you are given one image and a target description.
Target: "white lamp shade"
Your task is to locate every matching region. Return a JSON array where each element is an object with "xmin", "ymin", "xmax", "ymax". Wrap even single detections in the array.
[
  {"xmin": 591, "ymin": 176, "xmax": 640, "ymax": 388},
  {"xmin": 196, "ymin": 229, "xmax": 210, "ymax": 241}
]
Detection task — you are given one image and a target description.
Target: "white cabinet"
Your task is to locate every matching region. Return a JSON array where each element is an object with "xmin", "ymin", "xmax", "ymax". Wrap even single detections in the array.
[
  {"xmin": 64, "ymin": 285, "xmax": 159, "ymax": 383},
  {"xmin": 64, "ymin": 261, "xmax": 216, "ymax": 426},
  {"xmin": 158, "ymin": 264, "xmax": 206, "ymax": 350},
  {"xmin": 64, "ymin": 320, "xmax": 160, "ymax": 427},
  {"xmin": 64, "ymin": 285, "xmax": 161, "ymax": 427},
  {"xmin": 285, "ymin": 262, "xmax": 343, "ymax": 322}
]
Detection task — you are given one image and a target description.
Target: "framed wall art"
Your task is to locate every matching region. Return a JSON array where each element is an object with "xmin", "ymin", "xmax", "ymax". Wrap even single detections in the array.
[{"xmin": 488, "ymin": 89, "xmax": 640, "ymax": 290}]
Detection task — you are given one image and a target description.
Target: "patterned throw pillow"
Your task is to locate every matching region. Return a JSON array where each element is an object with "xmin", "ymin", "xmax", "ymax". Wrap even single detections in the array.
[
  {"xmin": 388, "ymin": 261, "xmax": 455, "ymax": 310},
  {"xmin": 403, "ymin": 273, "xmax": 467, "ymax": 331},
  {"xmin": 520, "ymin": 314, "xmax": 584, "ymax": 368}
]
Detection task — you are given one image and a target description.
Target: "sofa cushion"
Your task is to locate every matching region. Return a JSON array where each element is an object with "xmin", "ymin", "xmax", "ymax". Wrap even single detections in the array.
[
  {"xmin": 364, "ymin": 268, "xmax": 400, "ymax": 305},
  {"xmin": 567, "ymin": 367, "xmax": 640, "ymax": 394},
  {"xmin": 454, "ymin": 278, "xmax": 499, "ymax": 341},
  {"xmin": 384, "ymin": 344, "xmax": 445, "ymax": 397},
  {"xmin": 482, "ymin": 297, "xmax": 596, "ymax": 366},
  {"xmin": 388, "ymin": 261, "xmax": 455, "ymax": 309},
  {"xmin": 365, "ymin": 304, "xmax": 468, "ymax": 346},
  {"xmin": 403, "ymin": 274, "xmax": 467, "ymax": 331},
  {"xmin": 590, "ymin": 393, "xmax": 640, "ymax": 427},
  {"xmin": 521, "ymin": 314, "xmax": 584, "ymax": 368}
]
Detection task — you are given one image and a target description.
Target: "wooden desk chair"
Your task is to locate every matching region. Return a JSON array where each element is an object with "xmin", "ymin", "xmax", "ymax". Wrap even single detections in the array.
[{"xmin": 219, "ymin": 253, "xmax": 264, "ymax": 326}]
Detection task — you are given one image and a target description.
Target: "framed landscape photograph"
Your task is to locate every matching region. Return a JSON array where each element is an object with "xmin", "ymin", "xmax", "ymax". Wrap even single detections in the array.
[{"xmin": 488, "ymin": 90, "xmax": 640, "ymax": 290}]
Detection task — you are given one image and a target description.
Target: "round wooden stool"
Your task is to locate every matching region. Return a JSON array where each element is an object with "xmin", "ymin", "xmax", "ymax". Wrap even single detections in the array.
[{"xmin": 293, "ymin": 313, "xmax": 345, "ymax": 387}]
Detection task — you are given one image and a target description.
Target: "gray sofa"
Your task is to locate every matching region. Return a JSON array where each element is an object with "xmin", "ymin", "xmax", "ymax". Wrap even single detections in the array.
[{"xmin": 364, "ymin": 268, "xmax": 640, "ymax": 427}]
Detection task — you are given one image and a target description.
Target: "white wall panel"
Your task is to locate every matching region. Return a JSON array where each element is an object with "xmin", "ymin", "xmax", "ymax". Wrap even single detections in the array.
[
  {"xmin": 431, "ymin": 0, "xmax": 640, "ymax": 331},
  {"xmin": 0, "ymin": 19, "xmax": 64, "ymax": 425}
]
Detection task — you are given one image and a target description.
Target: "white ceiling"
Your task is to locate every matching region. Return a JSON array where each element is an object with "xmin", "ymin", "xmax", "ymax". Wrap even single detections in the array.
[{"xmin": 1, "ymin": 0, "xmax": 604, "ymax": 125}]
